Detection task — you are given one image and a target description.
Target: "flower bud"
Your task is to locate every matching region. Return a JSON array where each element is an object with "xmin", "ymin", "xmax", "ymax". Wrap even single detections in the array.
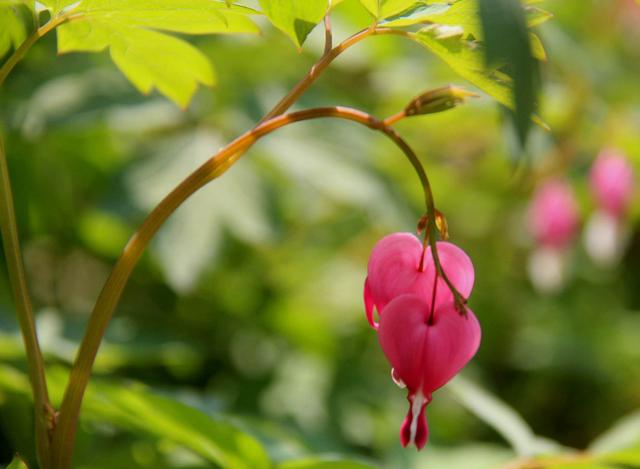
[{"xmin": 404, "ymin": 85, "xmax": 478, "ymax": 117}]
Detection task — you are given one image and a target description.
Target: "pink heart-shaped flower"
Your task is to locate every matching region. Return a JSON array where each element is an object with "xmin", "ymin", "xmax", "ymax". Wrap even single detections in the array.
[
  {"xmin": 364, "ymin": 233, "xmax": 474, "ymax": 328},
  {"xmin": 377, "ymin": 294, "xmax": 481, "ymax": 449}
]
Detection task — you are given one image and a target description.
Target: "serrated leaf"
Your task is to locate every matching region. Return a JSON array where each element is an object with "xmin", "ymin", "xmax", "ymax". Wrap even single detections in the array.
[
  {"xmin": 380, "ymin": 0, "xmax": 421, "ymax": 17},
  {"xmin": 68, "ymin": 0, "xmax": 259, "ymax": 35},
  {"xmin": 359, "ymin": 0, "xmax": 419, "ymax": 18},
  {"xmin": 529, "ymin": 32, "xmax": 546, "ymax": 61},
  {"xmin": 278, "ymin": 457, "xmax": 378, "ymax": 469},
  {"xmin": 358, "ymin": 0, "xmax": 379, "ymax": 17},
  {"xmin": 55, "ymin": 0, "xmax": 259, "ymax": 107},
  {"xmin": 58, "ymin": 20, "xmax": 215, "ymax": 108},
  {"xmin": 258, "ymin": 0, "xmax": 328, "ymax": 47},
  {"xmin": 382, "ymin": 0, "xmax": 552, "ymax": 36},
  {"xmin": 526, "ymin": 5, "xmax": 553, "ymax": 27},
  {"xmin": 411, "ymin": 28, "xmax": 513, "ymax": 109}
]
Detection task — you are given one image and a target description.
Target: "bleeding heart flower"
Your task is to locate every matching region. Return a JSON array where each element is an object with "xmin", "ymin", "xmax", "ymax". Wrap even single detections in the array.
[
  {"xmin": 528, "ymin": 180, "xmax": 579, "ymax": 249},
  {"xmin": 378, "ymin": 294, "xmax": 481, "ymax": 449},
  {"xmin": 363, "ymin": 233, "xmax": 474, "ymax": 329},
  {"xmin": 527, "ymin": 180, "xmax": 579, "ymax": 293},
  {"xmin": 363, "ymin": 232, "xmax": 480, "ymax": 449},
  {"xmin": 583, "ymin": 150, "xmax": 635, "ymax": 267},
  {"xmin": 590, "ymin": 149, "xmax": 634, "ymax": 218}
]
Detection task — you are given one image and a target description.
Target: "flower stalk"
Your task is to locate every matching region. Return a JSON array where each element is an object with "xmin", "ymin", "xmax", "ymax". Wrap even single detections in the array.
[
  {"xmin": 0, "ymin": 137, "xmax": 52, "ymax": 469},
  {"xmin": 1, "ymin": 12, "xmax": 466, "ymax": 466},
  {"xmin": 50, "ymin": 104, "xmax": 445, "ymax": 467}
]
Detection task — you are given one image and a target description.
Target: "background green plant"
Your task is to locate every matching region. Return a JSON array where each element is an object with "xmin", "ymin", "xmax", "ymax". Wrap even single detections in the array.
[{"xmin": 1, "ymin": 0, "xmax": 640, "ymax": 468}]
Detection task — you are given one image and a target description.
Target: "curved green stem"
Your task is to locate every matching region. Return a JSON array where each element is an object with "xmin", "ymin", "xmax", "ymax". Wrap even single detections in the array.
[
  {"xmin": 49, "ymin": 105, "xmax": 434, "ymax": 469},
  {"xmin": 261, "ymin": 27, "xmax": 408, "ymax": 122},
  {"xmin": 377, "ymin": 122, "xmax": 467, "ymax": 311},
  {"xmin": 0, "ymin": 137, "xmax": 52, "ymax": 469},
  {"xmin": 0, "ymin": 15, "xmax": 68, "ymax": 87}
]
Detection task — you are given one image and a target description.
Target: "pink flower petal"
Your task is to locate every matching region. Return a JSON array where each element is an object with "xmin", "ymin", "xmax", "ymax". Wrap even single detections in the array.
[
  {"xmin": 590, "ymin": 150, "xmax": 635, "ymax": 217},
  {"xmin": 377, "ymin": 294, "xmax": 481, "ymax": 395},
  {"xmin": 529, "ymin": 180, "xmax": 579, "ymax": 248},
  {"xmin": 366, "ymin": 233, "xmax": 425, "ymax": 313},
  {"xmin": 364, "ymin": 277, "xmax": 378, "ymax": 329},
  {"xmin": 365, "ymin": 233, "xmax": 475, "ymax": 319},
  {"xmin": 422, "ymin": 242, "xmax": 475, "ymax": 311}
]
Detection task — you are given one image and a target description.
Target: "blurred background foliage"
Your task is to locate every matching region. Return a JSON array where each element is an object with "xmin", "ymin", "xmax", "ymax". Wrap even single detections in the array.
[{"xmin": 1, "ymin": 0, "xmax": 640, "ymax": 468}]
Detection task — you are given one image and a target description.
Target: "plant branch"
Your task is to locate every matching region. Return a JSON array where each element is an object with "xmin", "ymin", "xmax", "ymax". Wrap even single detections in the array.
[
  {"xmin": 49, "ymin": 23, "xmax": 430, "ymax": 467},
  {"xmin": 49, "ymin": 105, "xmax": 433, "ymax": 469},
  {"xmin": 261, "ymin": 27, "xmax": 407, "ymax": 122},
  {"xmin": 0, "ymin": 14, "xmax": 68, "ymax": 87},
  {"xmin": 375, "ymin": 120, "xmax": 466, "ymax": 308},
  {"xmin": 323, "ymin": 14, "xmax": 333, "ymax": 55},
  {"xmin": 0, "ymin": 137, "xmax": 52, "ymax": 469}
]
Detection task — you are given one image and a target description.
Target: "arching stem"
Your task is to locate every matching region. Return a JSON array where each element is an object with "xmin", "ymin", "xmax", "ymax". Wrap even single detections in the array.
[
  {"xmin": 0, "ymin": 13, "xmax": 71, "ymax": 87},
  {"xmin": 49, "ymin": 106, "xmax": 436, "ymax": 468}
]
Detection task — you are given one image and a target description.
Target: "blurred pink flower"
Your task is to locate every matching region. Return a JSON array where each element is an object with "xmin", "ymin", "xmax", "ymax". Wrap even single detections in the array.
[
  {"xmin": 590, "ymin": 149, "xmax": 634, "ymax": 218},
  {"xmin": 363, "ymin": 233, "xmax": 474, "ymax": 329},
  {"xmin": 529, "ymin": 180, "xmax": 579, "ymax": 249},
  {"xmin": 363, "ymin": 232, "xmax": 480, "ymax": 449},
  {"xmin": 378, "ymin": 295, "xmax": 481, "ymax": 449}
]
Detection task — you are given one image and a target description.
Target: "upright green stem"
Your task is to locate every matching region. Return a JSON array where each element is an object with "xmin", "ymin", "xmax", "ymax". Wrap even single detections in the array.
[
  {"xmin": 0, "ymin": 137, "xmax": 52, "ymax": 468},
  {"xmin": 49, "ymin": 106, "xmax": 434, "ymax": 469}
]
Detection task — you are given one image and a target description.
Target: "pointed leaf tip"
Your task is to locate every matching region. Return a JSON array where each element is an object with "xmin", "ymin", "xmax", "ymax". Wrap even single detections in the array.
[{"xmin": 259, "ymin": 0, "xmax": 328, "ymax": 47}]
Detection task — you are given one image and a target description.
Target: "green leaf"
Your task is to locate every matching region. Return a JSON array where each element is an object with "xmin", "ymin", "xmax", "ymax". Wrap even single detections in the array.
[
  {"xmin": 278, "ymin": 457, "xmax": 378, "ymax": 469},
  {"xmin": 37, "ymin": 0, "xmax": 77, "ymax": 15},
  {"xmin": 67, "ymin": 0, "xmax": 259, "ymax": 35},
  {"xmin": 0, "ymin": 364, "xmax": 271, "ymax": 469},
  {"xmin": 381, "ymin": 0, "xmax": 552, "ymax": 35},
  {"xmin": 410, "ymin": 27, "xmax": 514, "ymax": 109},
  {"xmin": 590, "ymin": 409, "xmax": 640, "ymax": 454},
  {"xmin": 529, "ymin": 32, "xmax": 546, "ymax": 61},
  {"xmin": 50, "ymin": 367, "xmax": 271, "ymax": 469},
  {"xmin": 0, "ymin": 2, "xmax": 33, "ymax": 59},
  {"xmin": 55, "ymin": 0, "xmax": 259, "ymax": 107},
  {"xmin": 359, "ymin": 0, "xmax": 420, "ymax": 18},
  {"xmin": 447, "ymin": 376, "xmax": 561, "ymax": 456},
  {"xmin": 83, "ymin": 383, "xmax": 272, "ymax": 469},
  {"xmin": 544, "ymin": 464, "xmax": 618, "ymax": 469},
  {"xmin": 258, "ymin": 0, "xmax": 328, "ymax": 47},
  {"xmin": 358, "ymin": 0, "xmax": 379, "ymax": 17},
  {"xmin": 598, "ymin": 448, "xmax": 640, "ymax": 467},
  {"xmin": 58, "ymin": 21, "xmax": 214, "ymax": 108},
  {"xmin": 6, "ymin": 456, "xmax": 28, "ymax": 469},
  {"xmin": 479, "ymin": 0, "xmax": 538, "ymax": 144}
]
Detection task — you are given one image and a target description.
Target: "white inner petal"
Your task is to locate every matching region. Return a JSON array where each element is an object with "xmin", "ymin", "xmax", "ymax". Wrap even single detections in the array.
[
  {"xmin": 409, "ymin": 392, "xmax": 425, "ymax": 445},
  {"xmin": 584, "ymin": 211, "xmax": 629, "ymax": 267},
  {"xmin": 391, "ymin": 368, "xmax": 406, "ymax": 389}
]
